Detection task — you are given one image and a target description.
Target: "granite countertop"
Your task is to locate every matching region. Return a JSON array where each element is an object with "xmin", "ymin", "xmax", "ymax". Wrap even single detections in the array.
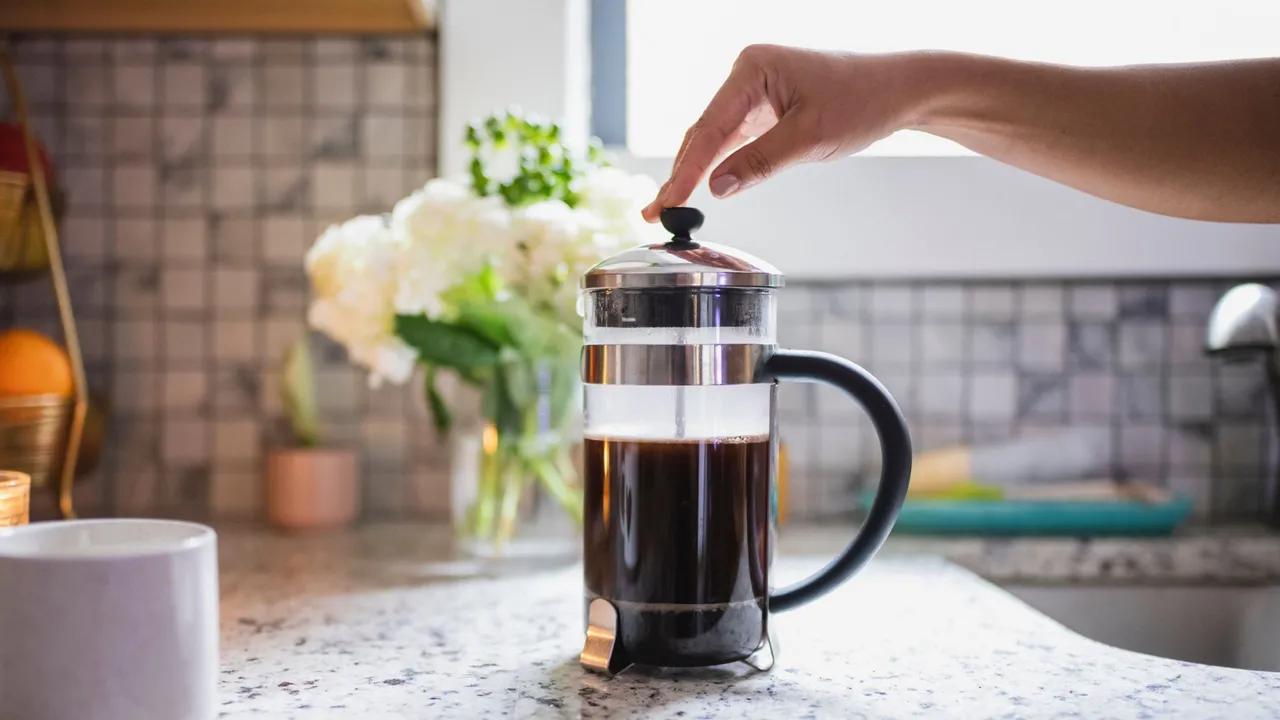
[
  {"xmin": 217, "ymin": 524, "xmax": 1280, "ymax": 718},
  {"xmin": 872, "ymin": 525, "xmax": 1280, "ymax": 585}
]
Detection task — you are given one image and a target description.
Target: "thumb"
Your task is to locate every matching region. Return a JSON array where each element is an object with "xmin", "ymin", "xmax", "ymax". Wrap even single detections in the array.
[{"xmin": 708, "ymin": 116, "xmax": 811, "ymax": 198}]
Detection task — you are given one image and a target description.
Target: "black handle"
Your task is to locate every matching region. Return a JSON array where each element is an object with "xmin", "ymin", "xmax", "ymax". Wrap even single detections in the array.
[{"xmin": 760, "ymin": 349, "xmax": 912, "ymax": 612}]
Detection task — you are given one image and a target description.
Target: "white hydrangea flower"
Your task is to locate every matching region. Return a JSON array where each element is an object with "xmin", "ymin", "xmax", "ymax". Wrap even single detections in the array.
[
  {"xmin": 495, "ymin": 170, "xmax": 663, "ymax": 317},
  {"xmin": 510, "ymin": 200, "xmax": 589, "ymax": 276},
  {"xmin": 305, "ymin": 215, "xmax": 417, "ymax": 387},
  {"xmin": 304, "ymin": 158, "xmax": 664, "ymax": 388},
  {"xmin": 391, "ymin": 178, "xmax": 511, "ymax": 315},
  {"xmin": 478, "ymin": 144, "xmax": 521, "ymax": 186},
  {"xmin": 499, "ymin": 200, "xmax": 594, "ymax": 317},
  {"xmin": 577, "ymin": 166, "xmax": 662, "ymax": 248}
]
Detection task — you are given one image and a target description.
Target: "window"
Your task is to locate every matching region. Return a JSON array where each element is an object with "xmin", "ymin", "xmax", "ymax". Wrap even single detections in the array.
[{"xmin": 596, "ymin": 0, "xmax": 1280, "ymax": 157}]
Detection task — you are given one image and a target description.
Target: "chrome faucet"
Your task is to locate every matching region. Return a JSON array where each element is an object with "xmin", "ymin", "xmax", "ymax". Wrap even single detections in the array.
[{"xmin": 1205, "ymin": 283, "xmax": 1280, "ymax": 526}]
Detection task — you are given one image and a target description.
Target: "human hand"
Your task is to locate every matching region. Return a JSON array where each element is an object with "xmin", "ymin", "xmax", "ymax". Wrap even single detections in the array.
[
  {"xmin": 642, "ymin": 47, "xmax": 1280, "ymax": 224},
  {"xmin": 641, "ymin": 45, "xmax": 923, "ymax": 222}
]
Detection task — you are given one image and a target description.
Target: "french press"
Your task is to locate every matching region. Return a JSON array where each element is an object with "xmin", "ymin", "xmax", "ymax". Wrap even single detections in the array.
[{"xmin": 578, "ymin": 207, "xmax": 912, "ymax": 674}]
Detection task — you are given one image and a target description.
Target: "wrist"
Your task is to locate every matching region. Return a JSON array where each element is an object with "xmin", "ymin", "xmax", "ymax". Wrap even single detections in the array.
[{"xmin": 893, "ymin": 51, "xmax": 991, "ymax": 135}]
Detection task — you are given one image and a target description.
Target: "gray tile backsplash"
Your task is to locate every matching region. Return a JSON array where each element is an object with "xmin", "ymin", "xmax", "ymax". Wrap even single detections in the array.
[
  {"xmin": 1, "ymin": 34, "xmax": 442, "ymax": 521},
  {"xmin": 783, "ymin": 281, "xmax": 1278, "ymax": 522},
  {"xmin": 2, "ymin": 35, "xmax": 1276, "ymax": 525}
]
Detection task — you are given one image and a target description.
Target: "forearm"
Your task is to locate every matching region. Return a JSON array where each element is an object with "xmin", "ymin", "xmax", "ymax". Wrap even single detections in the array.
[{"xmin": 903, "ymin": 53, "xmax": 1280, "ymax": 222}]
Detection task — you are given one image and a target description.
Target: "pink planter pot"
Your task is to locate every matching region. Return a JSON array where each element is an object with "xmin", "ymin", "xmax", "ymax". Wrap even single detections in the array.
[{"xmin": 264, "ymin": 448, "xmax": 359, "ymax": 531}]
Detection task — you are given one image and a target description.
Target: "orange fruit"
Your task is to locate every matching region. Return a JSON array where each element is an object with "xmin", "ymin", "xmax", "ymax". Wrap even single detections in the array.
[{"xmin": 0, "ymin": 329, "xmax": 74, "ymax": 397}]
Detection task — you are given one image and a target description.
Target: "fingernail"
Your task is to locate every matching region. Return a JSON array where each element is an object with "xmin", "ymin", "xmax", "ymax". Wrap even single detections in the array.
[{"xmin": 709, "ymin": 174, "xmax": 740, "ymax": 198}]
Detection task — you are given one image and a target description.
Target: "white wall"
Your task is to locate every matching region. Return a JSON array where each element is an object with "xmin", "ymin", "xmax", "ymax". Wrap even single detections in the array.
[
  {"xmin": 621, "ymin": 155, "xmax": 1280, "ymax": 280},
  {"xmin": 438, "ymin": 0, "xmax": 590, "ymax": 176}
]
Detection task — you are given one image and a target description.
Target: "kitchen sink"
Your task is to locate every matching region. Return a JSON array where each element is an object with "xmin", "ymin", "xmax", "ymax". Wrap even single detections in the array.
[{"xmin": 1003, "ymin": 583, "xmax": 1280, "ymax": 672}]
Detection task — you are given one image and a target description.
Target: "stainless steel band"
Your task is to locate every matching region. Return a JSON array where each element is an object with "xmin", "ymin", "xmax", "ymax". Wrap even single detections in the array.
[
  {"xmin": 581, "ymin": 344, "xmax": 773, "ymax": 385},
  {"xmin": 581, "ymin": 270, "xmax": 784, "ymax": 289}
]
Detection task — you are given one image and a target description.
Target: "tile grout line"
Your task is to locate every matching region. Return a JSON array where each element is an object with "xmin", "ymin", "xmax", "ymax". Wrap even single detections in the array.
[
  {"xmin": 154, "ymin": 39, "xmax": 173, "ymax": 515},
  {"xmin": 252, "ymin": 37, "xmax": 269, "ymax": 520},
  {"xmin": 200, "ymin": 39, "xmax": 219, "ymax": 519}
]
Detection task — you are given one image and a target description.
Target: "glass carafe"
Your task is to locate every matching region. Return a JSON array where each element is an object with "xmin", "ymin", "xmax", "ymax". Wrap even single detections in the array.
[{"xmin": 578, "ymin": 208, "xmax": 912, "ymax": 673}]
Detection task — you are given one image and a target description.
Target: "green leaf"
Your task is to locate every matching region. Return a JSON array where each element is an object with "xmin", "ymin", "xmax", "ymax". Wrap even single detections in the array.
[
  {"xmin": 483, "ymin": 374, "xmax": 524, "ymax": 439},
  {"xmin": 395, "ymin": 314, "xmax": 501, "ymax": 372},
  {"xmin": 469, "ymin": 156, "xmax": 489, "ymax": 197},
  {"xmin": 423, "ymin": 365, "xmax": 453, "ymax": 437},
  {"xmin": 463, "ymin": 109, "xmax": 607, "ymax": 207},
  {"xmin": 487, "ymin": 114, "xmax": 504, "ymax": 131},
  {"xmin": 587, "ymin": 137, "xmax": 607, "ymax": 165},
  {"xmin": 481, "ymin": 296, "xmax": 542, "ymax": 348},
  {"xmin": 518, "ymin": 314, "xmax": 579, "ymax": 358},
  {"xmin": 481, "ymin": 376, "xmax": 501, "ymax": 423},
  {"xmin": 498, "ymin": 349, "xmax": 533, "ymax": 412},
  {"xmin": 547, "ymin": 352, "xmax": 579, "ymax": 430},
  {"xmin": 281, "ymin": 336, "xmax": 321, "ymax": 446},
  {"xmin": 456, "ymin": 303, "xmax": 516, "ymax": 348},
  {"xmin": 441, "ymin": 263, "xmax": 503, "ymax": 307},
  {"xmin": 447, "ymin": 289, "xmax": 575, "ymax": 361},
  {"xmin": 455, "ymin": 365, "xmax": 490, "ymax": 387},
  {"xmin": 530, "ymin": 455, "xmax": 583, "ymax": 524}
]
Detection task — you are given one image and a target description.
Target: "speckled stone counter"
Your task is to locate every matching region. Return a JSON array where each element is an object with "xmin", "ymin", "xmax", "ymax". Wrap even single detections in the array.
[
  {"xmin": 217, "ymin": 524, "xmax": 1280, "ymax": 718},
  {"xmin": 882, "ymin": 525, "xmax": 1280, "ymax": 584}
]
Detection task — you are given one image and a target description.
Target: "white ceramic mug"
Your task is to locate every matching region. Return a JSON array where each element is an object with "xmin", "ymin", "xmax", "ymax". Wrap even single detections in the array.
[{"xmin": 0, "ymin": 519, "xmax": 219, "ymax": 720}]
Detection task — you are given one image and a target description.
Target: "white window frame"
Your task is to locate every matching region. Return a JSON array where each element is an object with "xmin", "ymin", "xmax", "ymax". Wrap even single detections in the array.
[{"xmin": 438, "ymin": 0, "xmax": 1280, "ymax": 279}]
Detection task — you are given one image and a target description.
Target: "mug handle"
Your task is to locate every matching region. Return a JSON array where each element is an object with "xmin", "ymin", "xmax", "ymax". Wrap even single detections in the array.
[{"xmin": 759, "ymin": 348, "xmax": 913, "ymax": 612}]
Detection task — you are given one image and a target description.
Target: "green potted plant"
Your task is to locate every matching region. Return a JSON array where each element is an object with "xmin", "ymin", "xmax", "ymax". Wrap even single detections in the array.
[{"xmin": 264, "ymin": 336, "xmax": 359, "ymax": 531}]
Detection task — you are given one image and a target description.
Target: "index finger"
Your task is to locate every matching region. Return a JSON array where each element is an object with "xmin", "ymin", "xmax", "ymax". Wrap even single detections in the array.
[{"xmin": 643, "ymin": 61, "xmax": 762, "ymax": 220}]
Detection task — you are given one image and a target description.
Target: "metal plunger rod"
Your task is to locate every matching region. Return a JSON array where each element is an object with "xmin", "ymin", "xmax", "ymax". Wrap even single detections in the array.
[{"xmin": 2, "ymin": 45, "xmax": 85, "ymax": 518}]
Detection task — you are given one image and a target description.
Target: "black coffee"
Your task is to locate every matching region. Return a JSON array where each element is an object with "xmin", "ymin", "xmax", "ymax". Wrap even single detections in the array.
[{"xmin": 583, "ymin": 435, "xmax": 771, "ymax": 667}]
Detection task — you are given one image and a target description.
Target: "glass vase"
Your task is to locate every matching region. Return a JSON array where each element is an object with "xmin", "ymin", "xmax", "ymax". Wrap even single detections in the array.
[{"xmin": 449, "ymin": 418, "xmax": 582, "ymax": 563}]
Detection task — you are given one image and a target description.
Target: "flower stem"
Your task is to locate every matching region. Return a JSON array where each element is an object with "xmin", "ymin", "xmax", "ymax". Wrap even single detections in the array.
[
  {"xmin": 495, "ymin": 449, "xmax": 526, "ymax": 546},
  {"xmin": 471, "ymin": 440, "xmax": 501, "ymax": 540},
  {"xmin": 531, "ymin": 452, "xmax": 582, "ymax": 524}
]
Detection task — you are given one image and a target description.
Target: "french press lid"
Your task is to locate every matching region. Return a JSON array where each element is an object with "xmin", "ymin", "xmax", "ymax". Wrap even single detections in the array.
[{"xmin": 582, "ymin": 207, "xmax": 784, "ymax": 290}]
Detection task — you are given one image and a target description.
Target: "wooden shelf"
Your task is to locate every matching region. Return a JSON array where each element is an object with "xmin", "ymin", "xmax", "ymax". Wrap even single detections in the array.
[{"xmin": 1, "ymin": 0, "xmax": 435, "ymax": 34}]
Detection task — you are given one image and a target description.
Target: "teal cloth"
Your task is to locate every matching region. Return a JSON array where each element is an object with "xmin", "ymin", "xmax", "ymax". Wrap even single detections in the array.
[{"xmin": 859, "ymin": 494, "xmax": 1194, "ymax": 536}]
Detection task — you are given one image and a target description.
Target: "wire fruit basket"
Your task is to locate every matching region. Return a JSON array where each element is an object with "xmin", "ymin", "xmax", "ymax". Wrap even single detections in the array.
[
  {"xmin": 0, "ymin": 45, "xmax": 86, "ymax": 518},
  {"xmin": 0, "ymin": 167, "xmax": 56, "ymax": 278},
  {"xmin": 0, "ymin": 395, "xmax": 72, "ymax": 489}
]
